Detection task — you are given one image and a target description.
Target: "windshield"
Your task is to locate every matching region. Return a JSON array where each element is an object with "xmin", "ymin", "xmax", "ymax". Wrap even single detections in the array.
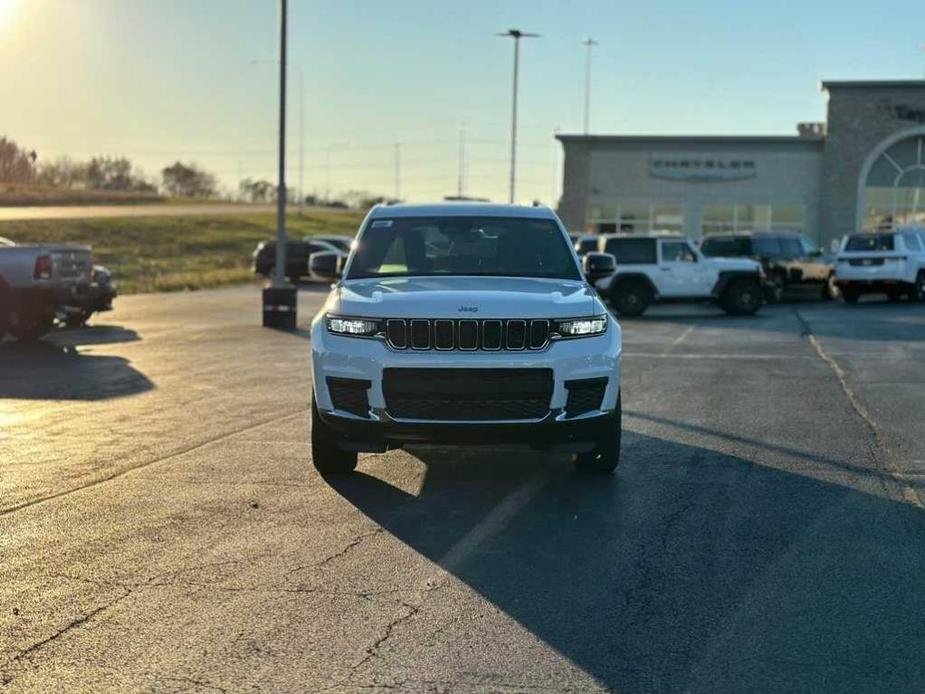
[
  {"xmin": 346, "ymin": 216, "xmax": 581, "ymax": 280},
  {"xmin": 845, "ymin": 234, "xmax": 895, "ymax": 252}
]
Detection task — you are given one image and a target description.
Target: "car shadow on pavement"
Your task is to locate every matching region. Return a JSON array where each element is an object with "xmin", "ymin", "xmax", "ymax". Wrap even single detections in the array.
[
  {"xmin": 49, "ymin": 324, "xmax": 141, "ymax": 347},
  {"xmin": 325, "ymin": 433, "xmax": 925, "ymax": 693},
  {"xmin": 0, "ymin": 341, "xmax": 153, "ymax": 400}
]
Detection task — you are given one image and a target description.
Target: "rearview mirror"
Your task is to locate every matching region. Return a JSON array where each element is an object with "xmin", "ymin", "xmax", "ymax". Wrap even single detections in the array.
[
  {"xmin": 309, "ymin": 250, "xmax": 345, "ymax": 280},
  {"xmin": 582, "ymin": 252, "xmax": 616, "ymax": 282}
]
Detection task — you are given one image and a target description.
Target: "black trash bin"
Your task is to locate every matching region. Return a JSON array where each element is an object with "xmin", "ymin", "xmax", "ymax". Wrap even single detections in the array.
[{"xmin": 262, "ymin": 287, "xmax": 297, "ymax": 329}]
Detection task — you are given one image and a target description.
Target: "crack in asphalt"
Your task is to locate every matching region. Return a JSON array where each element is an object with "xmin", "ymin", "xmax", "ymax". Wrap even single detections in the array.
[
  {"xmin": 793, "ymin": 308, "xmax": 924, "ymax": 508},
  {"xmin": 282, "ymin": 526, "xmax": 385, "ymax": 583},
  {"xmin": 1, "ymin": 587, "xmax": 133, "ymax": 676},
  {"xmin": 0, "ymin": 408, "xmax": 308, "ymax": 519},
  {"xmin": 353, "ymin": 600, "xmax": 422, "ymax": 669}
]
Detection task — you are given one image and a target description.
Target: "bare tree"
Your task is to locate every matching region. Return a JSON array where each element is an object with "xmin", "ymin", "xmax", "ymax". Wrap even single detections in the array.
[
  {"xmin": 0, "ymin": 137, "xmax": 37, "ymax": 184},
  {"xmin": 162, "ymin": 161, "xmax": 217, "ymax": 198}
]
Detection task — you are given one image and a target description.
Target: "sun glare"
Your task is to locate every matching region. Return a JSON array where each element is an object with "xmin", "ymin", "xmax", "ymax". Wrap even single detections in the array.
[{"xmin": 0, "ymin": 0, "xmax": 20, "ymax": 27}]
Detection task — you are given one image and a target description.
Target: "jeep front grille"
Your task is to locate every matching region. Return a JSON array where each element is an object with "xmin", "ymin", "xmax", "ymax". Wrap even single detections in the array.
[
  {"xmin": 384, "ymin": 318, "xmax": 551, "ymax": 351},
  {"xmin": 383, "ymin": 368, "xmax": 553, "ymax": 421}
]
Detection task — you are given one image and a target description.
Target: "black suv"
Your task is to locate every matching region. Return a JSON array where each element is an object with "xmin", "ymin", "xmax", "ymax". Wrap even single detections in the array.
[
  {"xmin": 700, "ymin": 231, "xmax": 836, "ymax": 301},
  {"xmin": 252, "ymin": 239, "xmax": 336, "ymax": 281}
]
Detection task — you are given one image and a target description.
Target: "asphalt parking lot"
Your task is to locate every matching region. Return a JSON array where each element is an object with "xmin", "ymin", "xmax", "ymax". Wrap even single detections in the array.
[{"xmin": 2, "ymin": 286, "xmax": 924, "ymax": 693}]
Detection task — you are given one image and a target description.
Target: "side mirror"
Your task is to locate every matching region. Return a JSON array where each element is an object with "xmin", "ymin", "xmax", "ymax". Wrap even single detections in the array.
[
  {"xmin": 583, "ymin": 252, "xmax": 616, "ymax": 282},
  {"xmin": 309, "ymin": 250, "xmax": 345, "ymax": 280}
]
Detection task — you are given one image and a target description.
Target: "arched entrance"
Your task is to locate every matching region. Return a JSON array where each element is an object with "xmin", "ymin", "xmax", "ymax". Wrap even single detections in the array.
[{"xmin": 857, "ymin": 128, "xmax": 925, "ymax": 230}]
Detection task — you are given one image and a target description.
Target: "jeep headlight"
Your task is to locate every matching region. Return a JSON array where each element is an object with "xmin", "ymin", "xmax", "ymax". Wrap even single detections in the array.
[
  {"xmin": 325, "ymin": 315, "xmax": 381, "ymax": 336},
  {"xmin": 555, "ymin": 315, "xmax": 608, "ymax": 338}
]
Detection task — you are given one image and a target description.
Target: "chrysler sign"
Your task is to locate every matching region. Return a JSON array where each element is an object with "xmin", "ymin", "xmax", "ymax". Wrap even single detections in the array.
[{"xmin": 648, "ymin": 155, "xmax": 757, "ymax": 182}]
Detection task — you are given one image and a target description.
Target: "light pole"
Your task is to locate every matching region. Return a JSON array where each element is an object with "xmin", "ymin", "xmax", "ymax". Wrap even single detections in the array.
[
  {"xmin": 252, "ymin": 58, "xmax": 304, "ymax": 214},
  {"xmin": 582, "ymin": 37, "xmax": 598, "ymax": 135},
  {"xmin": 497, "ymin": 29, "xmax": 539, "ymax": 204},
  {"xmin": 262, "ymin": 0, "xmax": 297, "ymax": 329}
]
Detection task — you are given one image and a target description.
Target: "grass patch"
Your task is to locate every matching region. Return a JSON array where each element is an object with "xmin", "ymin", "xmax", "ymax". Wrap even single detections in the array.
[
  {"xmin": 0, "ymin": 210, "xmax": 365, "ymax": 294},
  {"xmin": 0, "ymin": 183, "xmax": 164, "ymax": 206}
]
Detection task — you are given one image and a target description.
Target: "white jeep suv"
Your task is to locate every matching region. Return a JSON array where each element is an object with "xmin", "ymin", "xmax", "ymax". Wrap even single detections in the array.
[
  {"xmin": 309, "ymin": 203, "xmax": 622, "ymax": 475},
  {"xmin": 834, "ymin": 227, "xmax": 925, "ymax": 303},
  {"xmin": 593, "ymin": 234, "xmax": 765, "ymax": 317}
]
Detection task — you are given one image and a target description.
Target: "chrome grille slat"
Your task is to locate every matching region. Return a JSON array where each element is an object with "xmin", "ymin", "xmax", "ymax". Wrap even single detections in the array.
[{"xmin": 383, "ymin": 319, "xmax": 551, "ymax": 351}]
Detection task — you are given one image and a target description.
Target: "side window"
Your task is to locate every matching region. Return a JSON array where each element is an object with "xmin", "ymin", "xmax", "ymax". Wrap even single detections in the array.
[
  {"xmin": 661, "ymin": 241, "xmax": 696, "ymax": 263},
  {"xmin": 752, "ymin": 237, "xmax": 785, "ymax": 258},
  {"xmin": 779, "ymin": 238, "xmax": 804, "ymax": 258},
  {"xmin": 700, "ymin": 237, "xmax": 749, "ymax": 257},
  {"xmin": 604, "ymin": 238, "xmax": 657, "ymax": 264},
  {"xmin": 901, "ymin": 233, "xmax": 922, "ymax": 252}
]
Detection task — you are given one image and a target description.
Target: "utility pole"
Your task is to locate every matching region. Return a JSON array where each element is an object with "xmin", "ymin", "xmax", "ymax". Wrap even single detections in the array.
[
  {"xmin": 325, "ymin": 145, "xmax": 332, "ymax": 203},
  {"xmin": 582, "ymin": 37, "xmax": 598, "ymax": 135},
  {"xmin": 457, "ymin": 123, "xmax": 466, "ymax": 198},
  {"xmin": 394, "ymin": 142, "xmax": 401, "ymax": 201},
  {"xmin": 250, "ymin": 59, "xmax": 305, "ymax": 214},
  {"xmin": 262, "ymin": 0, "xmax": 296, "ymax": 329},
  {"xmin": 297, "ymin": 67, "xmax": 304, "ymax": 214},
  {"xmin": 498, "ymin": 29, "xmax": 539, "ymax": 204}
]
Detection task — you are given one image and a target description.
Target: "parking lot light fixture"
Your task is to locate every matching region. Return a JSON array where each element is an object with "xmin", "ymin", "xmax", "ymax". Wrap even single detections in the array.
[
  {"xmin": 497, "ymin": 29, "xmax": 540, "ymax": 204},
  {"xmin": 263, "ymin": 0, "xmax": 297, "ymax": 328}
]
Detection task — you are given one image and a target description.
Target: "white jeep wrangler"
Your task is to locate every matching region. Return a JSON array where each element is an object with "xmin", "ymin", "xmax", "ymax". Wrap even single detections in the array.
[
  {"xmin": 592, "ymin": 234, "xmax": 765, "ymax": 317},
  {"xmin": 309, "ymin": 203, "xmax": 622, "ymax": 475}
]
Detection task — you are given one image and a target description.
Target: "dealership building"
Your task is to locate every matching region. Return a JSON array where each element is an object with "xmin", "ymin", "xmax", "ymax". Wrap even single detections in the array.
[{"xmin": 556, "ymin": 80, "xmax": 925, "ymax": 248}]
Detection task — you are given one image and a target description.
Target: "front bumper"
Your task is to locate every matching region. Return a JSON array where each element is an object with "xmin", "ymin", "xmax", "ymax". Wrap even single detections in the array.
[
  {"xmin": 835, "ymin": 278, "xmax": 914, "ymax": 293},
  {"xmin": 318, "ymin": 407, "xmax": 613, "ymax": 451},
  {"xmin": 310, "ymin": 316, "xmax": 622, "ymax": 446}
]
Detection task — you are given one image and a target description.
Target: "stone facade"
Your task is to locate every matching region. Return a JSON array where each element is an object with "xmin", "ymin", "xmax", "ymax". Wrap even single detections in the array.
[
  {"xmin": 820, "ymin": 81, "xmax": 925, "ymax": 241},
  {"xmin": 557, "ymin": 135, "xmax": 824, "ymax": 241},
  {"xmin": 557, "ymin": 80, "xmax": 925, "ymax": 249}
]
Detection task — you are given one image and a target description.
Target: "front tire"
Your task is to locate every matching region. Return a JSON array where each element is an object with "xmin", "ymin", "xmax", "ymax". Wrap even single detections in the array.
[
  {"xmin": 573, "ymin": 393, "xmax": 622, "ymax": 474},
  {"xmin": 911, "ymin": 271, "xmax": 925, "ymax": 302},
  {"xmin": 720, "ymin": 278, "xmax": 763, "ymax": 316},
  {"xmin": 610, "ymin": 280, "xmax": 651, "ymax": 317},
  {"xmin": 842, "ymin": 286, "xmax": 860, "ymax": 304},
  {"xmin": 64, "ymin": 311, "xmax": 91, "ymax": 328},
  {"xmin": 311, "ymin": 396, "xmax": 358, "ymax": 475},
  {"xmin": 8, "ymin": 312, "xmax": 54, "ymax": 342}
]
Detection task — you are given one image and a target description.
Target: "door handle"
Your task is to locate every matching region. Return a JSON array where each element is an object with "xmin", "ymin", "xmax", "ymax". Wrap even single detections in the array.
[{"xmin": 661, "ymin": 267, "xmax": 671, "ymax": 272}]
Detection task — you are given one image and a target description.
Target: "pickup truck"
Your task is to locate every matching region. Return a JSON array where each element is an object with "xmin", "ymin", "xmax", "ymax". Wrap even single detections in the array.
[{"xmin": 0, "ymin": 242, "xmax": 93, "ymax": 341}]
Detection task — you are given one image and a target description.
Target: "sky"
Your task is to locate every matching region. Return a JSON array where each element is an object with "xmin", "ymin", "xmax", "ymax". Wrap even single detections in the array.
[{"xmin": 1, "ymin": 0, "xmax": 924, "ymax": 204}]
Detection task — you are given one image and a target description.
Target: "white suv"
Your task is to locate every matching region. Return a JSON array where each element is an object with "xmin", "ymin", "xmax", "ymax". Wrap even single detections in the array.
[
  {"xmin": 834, "ymin": 227, "xmax": 925, "ymax": 303},
  {"xmin": 309, "ymin": 203, "xmax": 622, "ymax": 475},
  {"xmin": 593, "ymin": 235, "xmax": 765, "ymax": 317}
]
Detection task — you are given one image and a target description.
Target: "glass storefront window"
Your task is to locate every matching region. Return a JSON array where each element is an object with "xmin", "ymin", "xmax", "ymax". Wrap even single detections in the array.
[
  {"xmin": 652, "ymin": 205, "xmax": 684, "ymax": 233},
  {"xmin": 702, "ymin": 206, "xmax": 735, "ymax": 235},
  {"xmin": 585, "ymin": 202, "xmax": 686, "ymax": 234},
  {"xmin": 772, "ymin": 206, "xmax": 803, "ymax": 227},
  {"xmin": 701, "ymin": 204, "xmax": 803, "ymax": 235},
  {"xmin": 862, "ymin": 135, "xmax": 925, "ymax": 230}
]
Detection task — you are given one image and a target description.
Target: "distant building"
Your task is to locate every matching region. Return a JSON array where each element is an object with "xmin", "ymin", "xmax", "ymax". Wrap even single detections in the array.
[{"xmin": 556, "ymin": 80, "xmax": 925, "ymax": 248}]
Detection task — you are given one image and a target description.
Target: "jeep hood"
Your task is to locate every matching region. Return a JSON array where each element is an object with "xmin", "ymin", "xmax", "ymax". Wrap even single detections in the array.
[
  {"xmin": 325, "ymin": 276, "xmax": 599, "ymax": 319},
  {"xmin": 708, "ymin": 257, "xmax": 761, "ymax": 272}
]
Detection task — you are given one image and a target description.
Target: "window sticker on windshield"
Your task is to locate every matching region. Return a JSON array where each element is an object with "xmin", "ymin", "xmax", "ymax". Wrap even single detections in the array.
[{"xmin": 371, "ymin": 220, "xmax": 393, "ymax": 228}]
